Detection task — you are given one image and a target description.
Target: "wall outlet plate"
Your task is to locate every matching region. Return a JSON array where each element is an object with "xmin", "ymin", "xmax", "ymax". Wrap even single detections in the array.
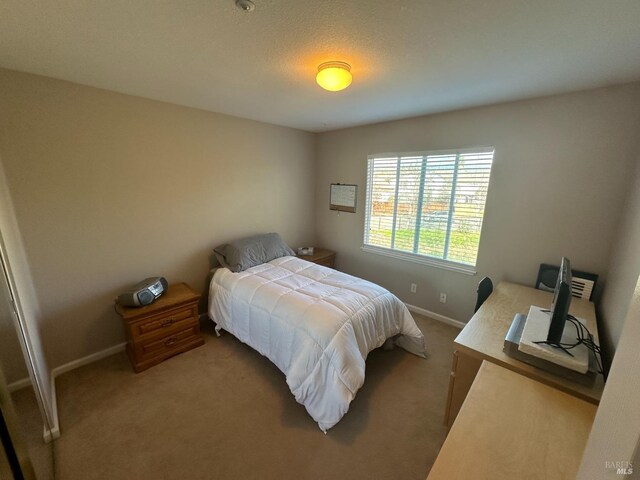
[{"xmin": 439, "ymin": 293, "xmax": 447, "ymax": 303}]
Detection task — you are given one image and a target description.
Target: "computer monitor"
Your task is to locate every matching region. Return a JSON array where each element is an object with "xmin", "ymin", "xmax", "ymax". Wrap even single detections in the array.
[{"xmin": 546, "ymin": 257, "xmax": 572, "ymax": 343}]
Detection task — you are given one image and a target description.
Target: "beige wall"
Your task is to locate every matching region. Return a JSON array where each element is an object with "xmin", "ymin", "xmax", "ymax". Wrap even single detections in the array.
[
  {"xmin": 0, "ymin": 68, "xmax": 316, "ymax": 369},
  {"xmin": 577, "ymin": 275, "xmax": 640, "ymax": 479},
  {"xmin": 315, "ymin": 84, "xmax": 640, "ymax": 327},
  {"xmin": 599, "ymin": 153, "xmax": 640, "ymax": 359},
  {"xmin": 2, "ymin": 66, "xmax": 639, "ymax": 371}
]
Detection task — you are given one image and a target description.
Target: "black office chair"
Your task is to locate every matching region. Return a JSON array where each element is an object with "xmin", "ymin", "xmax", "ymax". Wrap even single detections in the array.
[{"xmin": 475, "ymin": 277, "xmax": 493, "ymax": 313}]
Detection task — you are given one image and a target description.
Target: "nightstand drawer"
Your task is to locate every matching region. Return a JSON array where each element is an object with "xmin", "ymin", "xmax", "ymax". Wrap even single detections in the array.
[
  {"xmin": 137, "ymin": 324, "xmax": 200, "ymax": 358},
  {"xmin": 130, "ymin": 306, "xmax": 196, "ymax": 340}
]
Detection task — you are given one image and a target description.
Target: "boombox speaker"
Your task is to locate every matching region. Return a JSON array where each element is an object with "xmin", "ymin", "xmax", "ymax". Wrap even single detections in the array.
[{"xmin": 117, "ymin": 277, "xmax": 168, "ymax": 307}]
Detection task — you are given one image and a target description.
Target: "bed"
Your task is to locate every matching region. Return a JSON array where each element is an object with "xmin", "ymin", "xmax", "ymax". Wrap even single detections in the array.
[{"xmin": 207, "ymin": 234, "xmax": 427, "ymax": 432}]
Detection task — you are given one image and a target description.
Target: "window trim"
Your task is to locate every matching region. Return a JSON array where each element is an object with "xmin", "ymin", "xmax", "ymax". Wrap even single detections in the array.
[
  {"xmin": 363, "ymin": 146, "xmax": 494, "ymax": 273},
  {"xmin": 361, "ymin": 245, "xmax": 477, "ymax": 275}
]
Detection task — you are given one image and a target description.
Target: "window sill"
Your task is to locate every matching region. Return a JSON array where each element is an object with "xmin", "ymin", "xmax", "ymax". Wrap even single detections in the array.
[{"xmin": 361, "ymin": 245, "xmax": 477, "ymax": 275}]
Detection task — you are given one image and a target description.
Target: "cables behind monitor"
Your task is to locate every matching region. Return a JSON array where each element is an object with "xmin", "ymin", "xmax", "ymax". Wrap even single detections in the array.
[{"xmin": 533, "ymin": 313, "xmax": 603, "ymax": 375}]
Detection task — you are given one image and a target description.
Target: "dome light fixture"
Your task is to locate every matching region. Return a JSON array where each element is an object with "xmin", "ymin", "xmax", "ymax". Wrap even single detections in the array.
[
  {"xmin": 235, "ymin": 0, "xmax": 255, "ymax": 12},
  {"xmin": 316, "ymin": 61, "xmax": 352, "ymax": 92}
]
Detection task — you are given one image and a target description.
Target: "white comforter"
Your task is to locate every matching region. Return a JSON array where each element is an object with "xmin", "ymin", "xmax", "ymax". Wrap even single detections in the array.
[{"xmin": 208, "ymin": 256, "xmax": 427, "ymax": 432}]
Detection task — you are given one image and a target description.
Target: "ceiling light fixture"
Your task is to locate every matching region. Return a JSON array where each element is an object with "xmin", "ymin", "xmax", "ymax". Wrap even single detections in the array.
[
  {"xmin": 235, "ymin": 0, "xmax": 255, "ymax": 12},
  {"xmin": 316, "ymin": 61, "xmax": 352, "ymax": 92}
]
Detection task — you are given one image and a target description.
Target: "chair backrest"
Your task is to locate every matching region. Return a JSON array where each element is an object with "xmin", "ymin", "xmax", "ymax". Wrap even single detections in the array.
[
  {"xmin": 475, "ymin": 277, "xmax": 493, "ymax": 313},
  {"xmin": 535, "ymin": 263, "xmax": 598, "ymax": 301}
]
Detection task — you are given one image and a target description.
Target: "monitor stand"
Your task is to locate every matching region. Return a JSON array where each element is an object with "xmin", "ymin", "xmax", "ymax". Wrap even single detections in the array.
[
  {"xmin": 503, "ymin": 309, "xmax": 596, "ymax": 386},
  {"xmin": 519, "ymin": 306, "xmax": 589, "ymax": 372}
]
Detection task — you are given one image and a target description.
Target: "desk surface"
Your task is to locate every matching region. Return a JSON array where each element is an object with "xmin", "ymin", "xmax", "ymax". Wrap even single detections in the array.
[
  {"xmin": 454, "ymin": 282, "xmax": 604, "ymax": 403},
  {"xmin": 428, "ymin": 362, "xmax": 597, "ymax": 480}
]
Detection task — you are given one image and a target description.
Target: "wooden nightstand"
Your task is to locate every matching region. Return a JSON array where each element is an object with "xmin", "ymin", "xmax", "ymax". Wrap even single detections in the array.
[
  {"xmin": 298, "ymin": 248, "xmax": 336, "ymax": 268},
  {"xmin": 115, "ymin": 283, "xmax": 204, "ymax": 373}
]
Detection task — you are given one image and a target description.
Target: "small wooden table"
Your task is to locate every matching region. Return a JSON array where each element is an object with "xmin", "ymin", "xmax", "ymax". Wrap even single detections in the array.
[
  {"xmin": 429, "ymin": 362, "xmax": 597, "ymax": 480},
  {"xmin": 297, "ymin": 248, "xmax": 336, "ymax": 268},
  {"xmin": 115, "ymin": 283, "xmax": 204, "ymax": 372},
  {"xmin": 444, "ymin": 282, "xmax": 603, "ymax": 428}
]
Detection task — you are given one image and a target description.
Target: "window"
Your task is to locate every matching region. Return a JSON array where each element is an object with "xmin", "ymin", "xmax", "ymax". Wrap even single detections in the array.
[{"xmin": 363, "ymin": 147, "xmax": 494, "ymax": 273}]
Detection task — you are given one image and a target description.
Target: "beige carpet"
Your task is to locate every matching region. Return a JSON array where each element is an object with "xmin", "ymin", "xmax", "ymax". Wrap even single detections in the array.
[{"xmin": 53, "ymin": 314, "xmax": 459, "ymax": 480}]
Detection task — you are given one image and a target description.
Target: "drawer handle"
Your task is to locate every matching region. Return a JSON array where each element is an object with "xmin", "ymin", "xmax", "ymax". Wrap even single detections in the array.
[
  {"xmin": 160, "ymin": 319, "xmax": 175, "ymax": 328},
  {"xmin": 164, "ymin": 336, "xmax": 178, "ymax": 346}
]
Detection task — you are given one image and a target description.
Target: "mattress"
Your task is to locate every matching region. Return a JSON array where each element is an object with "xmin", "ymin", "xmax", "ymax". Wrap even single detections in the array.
[{"xmin": 208, "ymin": 256, "xmax": 427, "ymax": 432}]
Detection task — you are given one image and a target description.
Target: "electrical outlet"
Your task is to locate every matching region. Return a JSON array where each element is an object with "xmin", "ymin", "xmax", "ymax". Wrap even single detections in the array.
[
  {"xmin": 439, "ymin": 293, "xmax": 447, "ymax": 304},
  {"xmin": 410, "ymin": 283, "xmax": 417, "ymax": 293}
]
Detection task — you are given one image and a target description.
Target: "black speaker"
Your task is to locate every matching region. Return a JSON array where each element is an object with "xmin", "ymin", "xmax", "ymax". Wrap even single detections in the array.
[
  {"xmin": 137, "ymin": 290, "xmax": 155, "ymax": 306},
  {"xmin": 535, "ymin": 263, "xmax": 598, "ymax": 301},
  {"xmin": 537, "ymin": 265, "xmax": 559, "ymax": 292}
]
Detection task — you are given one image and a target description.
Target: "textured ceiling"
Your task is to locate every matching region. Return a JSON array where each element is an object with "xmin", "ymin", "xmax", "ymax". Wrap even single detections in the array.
[{"xmin": 1, "ymin": 0, "xmax": 640, "ymax": 132}]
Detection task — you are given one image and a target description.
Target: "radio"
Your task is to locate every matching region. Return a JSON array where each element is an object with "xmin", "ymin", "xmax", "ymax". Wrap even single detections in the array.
[{"xmin": 117, "ymin": 277, "xmax": 168, "ymax": 307}]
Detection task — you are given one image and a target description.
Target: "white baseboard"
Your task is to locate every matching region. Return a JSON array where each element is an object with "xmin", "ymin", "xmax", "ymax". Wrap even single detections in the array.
[
  {"xmin": 43, "ymin": 342, "xmax": 126, "ymax": 442},
  {"xmin": 405, "ymin": 303, "xmax": 466, "ymax": 329},
  {"xmin": 7, "ymin": 376, "xmax": 32, "ymax": 392},
  {"xmin": 51, "ymin": 342, "xmax": 126, "ymax": 378}
]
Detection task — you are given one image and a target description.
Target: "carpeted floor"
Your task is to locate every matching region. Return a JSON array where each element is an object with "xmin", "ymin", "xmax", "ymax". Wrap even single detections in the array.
[{"xmin": 51, "ymin": 314, "xmax": 459, "ymax": 480}]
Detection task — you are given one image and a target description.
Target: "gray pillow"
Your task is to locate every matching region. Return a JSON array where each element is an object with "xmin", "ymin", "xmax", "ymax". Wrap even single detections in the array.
[{"xmin": 213, "ymin": 233, "xmax": 295, "ymax": 273}]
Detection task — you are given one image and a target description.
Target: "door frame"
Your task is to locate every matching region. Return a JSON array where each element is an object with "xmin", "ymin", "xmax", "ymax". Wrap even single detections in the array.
[{"xmin": 0, "ymin": 156, "xmax": 58, "ymax": 441}]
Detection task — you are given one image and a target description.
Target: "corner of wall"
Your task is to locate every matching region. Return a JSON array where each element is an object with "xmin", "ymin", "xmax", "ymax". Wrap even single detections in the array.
[{"xmin": 598, "ymin": 146, "xmax": 640, "ymax": 366}]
